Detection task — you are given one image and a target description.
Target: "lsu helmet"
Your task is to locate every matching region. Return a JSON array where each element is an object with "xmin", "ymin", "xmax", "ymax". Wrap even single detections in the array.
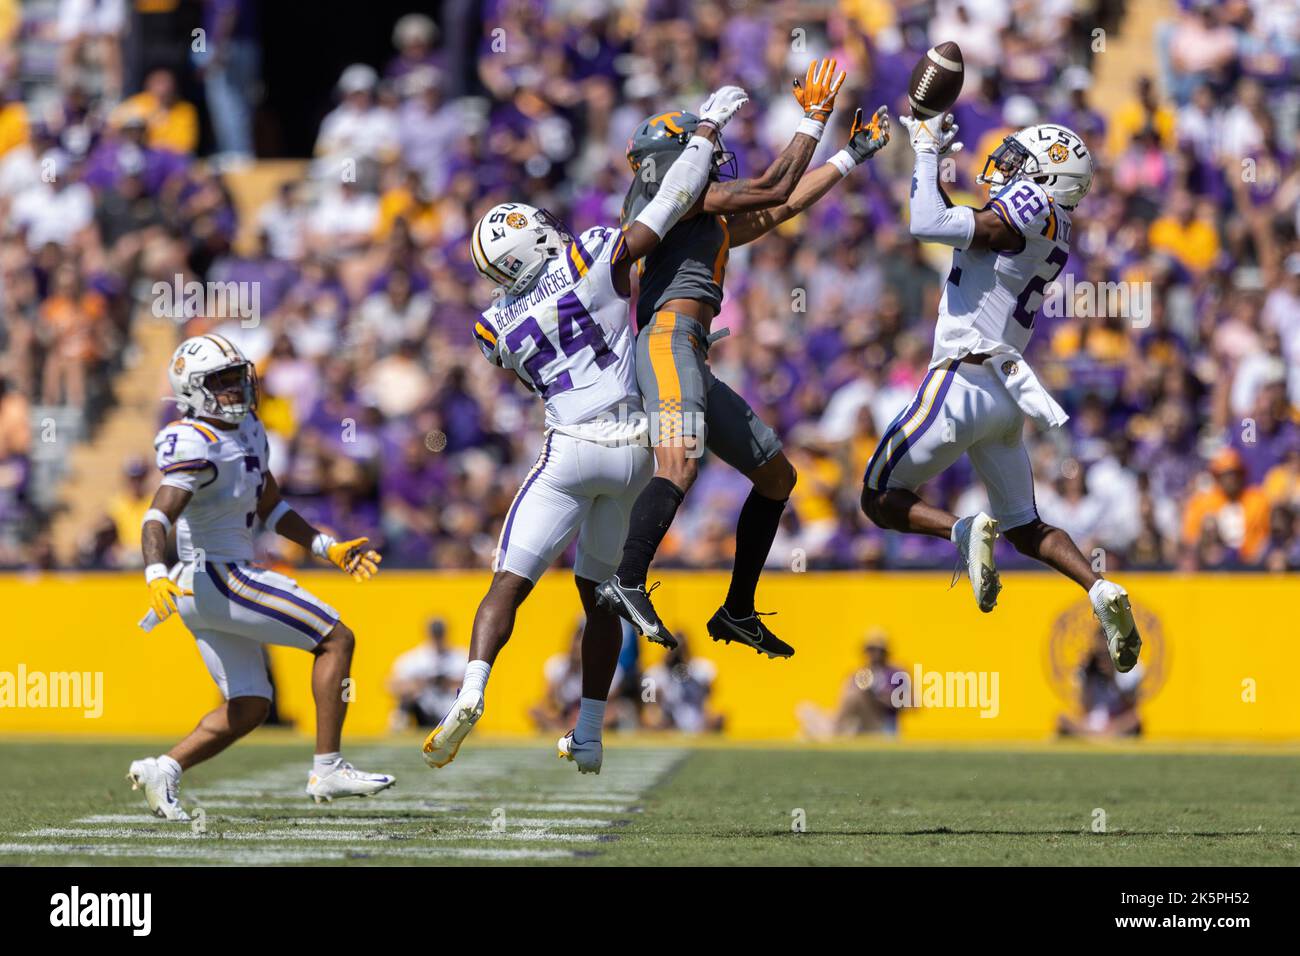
[
  {"xmin": 470, "ymin": 202, "xmax": 572, "ymax": 296},
  {"xmin": 167, "ymin": 333, "xmax": 258, "ymax": 424},
  {"xmin": 977, "ymin": 123, "xmax": 1093, "ymax": 209}
]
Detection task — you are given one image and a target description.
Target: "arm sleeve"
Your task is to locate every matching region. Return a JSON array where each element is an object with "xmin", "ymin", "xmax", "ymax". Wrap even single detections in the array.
[
  {"xmin": 908, "ymin": 150, "xmax": 975, "ymax": 249},
  {"xmin": 632, "ymin": 133, "xmax": 716, "ymax": 238},
  {"xmin": 155, "ymin": 427, "xmax": 215, "ymax": 493}
]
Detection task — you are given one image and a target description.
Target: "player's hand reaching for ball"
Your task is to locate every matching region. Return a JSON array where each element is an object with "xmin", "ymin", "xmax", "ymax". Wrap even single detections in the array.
[
  {"xmin": 697, "ymin": 85, "xmax": 748, "ymax": 132},
  {"xmin": 845, "ymin": 105, "xmax": 891, "ymax": 164},
  {"xmin": 793, "ymin": 58, "xmax": 847, "ymax": 122},
  {"xmin": 324, "ymin": 537, "xmax": 382, "ymax": 581},
  {"xmin": 901, "ymin": 112, "xmax": 963, "ymax": 155}
]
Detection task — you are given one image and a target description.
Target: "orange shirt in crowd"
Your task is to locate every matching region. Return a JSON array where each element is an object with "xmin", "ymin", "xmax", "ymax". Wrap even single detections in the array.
[
  {"xmin": 40, "ymin": 293, "xmax": 108, "ymax": 362},
  {"xmin": 1181, "ymin": 485, "xmax": 1270, "ymax": 562}
]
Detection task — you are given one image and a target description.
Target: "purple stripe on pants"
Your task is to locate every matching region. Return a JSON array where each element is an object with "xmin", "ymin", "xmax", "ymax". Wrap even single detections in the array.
[{"xmin": 499, "ymin": 433, "xmax": 554, "ymax": 560}]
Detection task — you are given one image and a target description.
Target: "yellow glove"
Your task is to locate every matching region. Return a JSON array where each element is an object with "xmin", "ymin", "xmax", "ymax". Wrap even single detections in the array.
[
  {"xmin": 326, "ymin": 537, "xmax": 382, "ymax": 582},
  {"xmin": 147, "ymin": 575, "xmax": 183, "ymax": 621},
  {"xmin": 793, "ymin": 58, "xmax": 847, "ymax": 123}
]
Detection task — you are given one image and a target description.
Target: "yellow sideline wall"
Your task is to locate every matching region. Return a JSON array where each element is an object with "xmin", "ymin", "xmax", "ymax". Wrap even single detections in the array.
[{"xmin": 0, "ymin": 571, "xmax": 1295, "ymax": 740}]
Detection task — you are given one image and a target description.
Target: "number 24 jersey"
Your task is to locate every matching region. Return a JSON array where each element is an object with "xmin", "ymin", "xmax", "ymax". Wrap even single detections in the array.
[{"xmin": 473, "ymin": 226, "xmax": 644, "ymax": 445}]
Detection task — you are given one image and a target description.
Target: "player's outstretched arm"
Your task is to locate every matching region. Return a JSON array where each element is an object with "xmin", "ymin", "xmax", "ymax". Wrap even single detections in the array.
[
  {"xmin": 258, "ymin": 472, "xmax": 381, "ymax": 581},
  {"xmin": 701, "ymin": 58, "xmax": 846, "ymax": 215},
  {"xmin": 611, "ymin": 86, "xmax": 742, "ymax": 296},
  {"xmin": 141, "ymin": 484, "xmax": 191, "ymax": 622},
  {"xmin": 902, "ymin": 112, "xmax": 1021, "ymax": 253},
  {"xmin": 728, "ymin": 105, "xmax": 890, "ymax": 248}
]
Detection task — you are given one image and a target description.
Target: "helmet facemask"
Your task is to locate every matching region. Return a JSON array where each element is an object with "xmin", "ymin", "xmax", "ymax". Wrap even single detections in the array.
[
  {"xmin": 506, "ymin": 208, "xmax": 572, "ymax": 295},
  {"xmin": 977, "ymin": 135, "xmax": 1040, "ymax": 190},
  {"xmin": 191, "ymin": 362, "xmax": 258, "ymax": 423}
]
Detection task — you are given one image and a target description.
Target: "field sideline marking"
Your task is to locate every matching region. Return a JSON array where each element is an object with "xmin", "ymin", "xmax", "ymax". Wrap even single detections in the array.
[
  {"xmin": 31, "ymin": 826, "xmax": 606, "ymax": 843},
  {"xmin": 77, "ymin": 814, "xmax": 618, "ymax": 828},
  {"xmin": 0, "ymin": 842, "xmax": 574, "ymax": 862}
]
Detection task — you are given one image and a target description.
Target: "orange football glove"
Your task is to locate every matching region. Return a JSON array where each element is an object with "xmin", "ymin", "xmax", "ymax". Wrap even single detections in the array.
[
  {"xmin": 793, "ymin": 58, "xmax": 847, "ymax": 122},
  {"xmin": 326, "ymin": 537, "xmax": 382, "ymax": 582}
]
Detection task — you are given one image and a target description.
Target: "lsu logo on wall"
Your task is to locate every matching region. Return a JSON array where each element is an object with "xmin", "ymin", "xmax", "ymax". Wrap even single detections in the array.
[{"xmin": 1044, "ymin": 600, "xmax": 1167, "ymax": 707}]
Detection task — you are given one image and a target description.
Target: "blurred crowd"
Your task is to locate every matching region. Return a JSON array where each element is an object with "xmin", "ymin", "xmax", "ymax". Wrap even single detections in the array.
[
  {"xmin": 385, "ymin": 615, "xmax": 723, "ymax": 735},
  {"xmin": 1, "ymin": 0, "xmax": 1299, "ymax": 575}
]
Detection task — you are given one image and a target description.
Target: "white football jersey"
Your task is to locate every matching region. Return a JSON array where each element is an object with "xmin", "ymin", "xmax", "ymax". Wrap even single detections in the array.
[
  {"xmin": 931, "ymin": 179, "xmax": 1072, "ymax": 366},
  {"xmin": 474, "ymin": 226, "xmax": 645, "ymax": 444},
  {"xmin": 154, "ymin": 413, "xmax": 271, "ymax": 567}
]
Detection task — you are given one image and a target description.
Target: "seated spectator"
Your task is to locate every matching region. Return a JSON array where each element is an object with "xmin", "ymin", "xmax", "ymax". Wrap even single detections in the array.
[
  {"xmin": 1182, "ymin": 448, "xmax": 1271, "ymax": 568},
  {"xmin": 106, "ymin": 456, "xmax": 152, "ymax": 561},
  {"xmin": 112, "ymin": 69, "xmax": 198, "ymax": 155},
  {"xmin": 10, "ymin": 150, "xmax": 94, "ymax": 252},
  {"xmin": 530, "ymin": 620, "xmax": 585, "ymax": 732},
  {"xmin": 642, "ymin": 632, "xmax": 723, "ymax": 734},
  {"xmin": 798, "ymin": 631, "xmax": 908, "ymax": 738},
  {"xmin": 1056, "ymin": 635, "xmax": 1142, "ymax": 739},
  {"xmin": 1148, "ymin": 189, "xmax": 1221, "ymax": 274},
  {"xmin": 385, "ymin": 617, "xmax": 467, "ymax": 729}
]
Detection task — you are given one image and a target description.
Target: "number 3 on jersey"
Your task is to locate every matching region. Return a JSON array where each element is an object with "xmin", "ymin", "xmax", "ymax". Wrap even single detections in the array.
[{"xmin": 505, "ymin": 291, "xmax": 615, "ymax": 398}]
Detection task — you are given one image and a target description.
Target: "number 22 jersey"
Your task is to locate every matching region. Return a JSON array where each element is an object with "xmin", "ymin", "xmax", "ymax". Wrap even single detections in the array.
[
  {"xmin": 473, "ymin": 226, "xmax": 645, "ymax": 445},
  {"xmin": 931, "ymin": 178, "xmax": 1072, "ymax": 367}
]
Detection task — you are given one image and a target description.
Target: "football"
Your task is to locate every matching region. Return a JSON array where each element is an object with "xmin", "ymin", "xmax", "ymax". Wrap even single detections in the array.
[{"xmin": 908, "ymin": 41, "xmax": 965, "ymax": 118}]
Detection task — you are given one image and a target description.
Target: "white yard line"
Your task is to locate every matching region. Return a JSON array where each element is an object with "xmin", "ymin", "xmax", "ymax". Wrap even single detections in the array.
[
  {"xmin": 78, "ymin": 814, "xmax": 616, "ymax": 828},
  {"xmin": 181, "ymin": 800, "xmax": 637, "ymax": 814},
  {"xmin": 3, "ymin": 746, "xmax": 685, "ymax": 865},
  {"xmin": 30, "ymin": 826, "xmax": 606, "ymax": 843},
  {"xmin": 0, "ymin": 842, "xmax": 574, "ymax": 862}
]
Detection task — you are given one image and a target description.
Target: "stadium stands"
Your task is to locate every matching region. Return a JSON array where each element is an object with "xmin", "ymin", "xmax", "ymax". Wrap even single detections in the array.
[{"xmin": 0, "ymin": 0, "xmax": 1297, "ymax": 575}]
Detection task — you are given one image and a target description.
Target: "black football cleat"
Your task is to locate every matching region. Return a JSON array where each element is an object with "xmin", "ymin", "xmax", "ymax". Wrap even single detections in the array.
[
  {"xmin": 595, "ymin": 576, "xmax": 677, "ymax": 649},
  {"xmin": 707, "ymin": 607, "xmax": 794, "ymax": 659}
]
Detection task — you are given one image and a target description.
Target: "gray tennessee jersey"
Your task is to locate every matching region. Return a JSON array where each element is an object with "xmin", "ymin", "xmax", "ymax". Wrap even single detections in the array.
[{"xmin": 622, "ymin": 175, "xmax": 729, "ymax": 328}]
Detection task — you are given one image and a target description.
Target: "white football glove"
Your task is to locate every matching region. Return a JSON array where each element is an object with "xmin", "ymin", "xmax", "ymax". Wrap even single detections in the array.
[
  {"xmin": 900, "ymin": 113, "xmax": 963, "ymax": 155},
  {"xmin": 697, "ymin": 85, "xmax": 749, "ymax": 131}
]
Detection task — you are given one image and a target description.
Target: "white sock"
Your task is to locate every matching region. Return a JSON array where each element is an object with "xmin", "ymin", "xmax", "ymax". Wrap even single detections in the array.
[
  {"xmin": 1088, "ymin": 579, "xmax": 1109, "ymax": 604},
  {"xmin": 575, "ymin": 697, "xmax": 606, "ymax": 744},
  {"xmin": 313, "ymin": 751, "xmax": 341, "ymax": 776},
  {"xmin": 462, "ymin": 660, "xmax": 491, "ymax": 697},
  {"xmin": 157, "ymin": 755, "xmax": 182, "ymax": 780}
]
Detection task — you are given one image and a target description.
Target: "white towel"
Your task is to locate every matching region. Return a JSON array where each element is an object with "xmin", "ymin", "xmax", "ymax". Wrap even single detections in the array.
[{"xmin": 982, "ymin": 351, "xmax": 1069, "ymax": 430}]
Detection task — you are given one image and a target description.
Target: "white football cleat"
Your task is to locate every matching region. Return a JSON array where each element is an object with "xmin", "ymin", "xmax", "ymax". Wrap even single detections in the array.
[
  {"xmin": 305, "ymin": 762, "xmax": 396, "ymax": 803},
  {"xmin": 126, "ymin": 757, "xmax": 190, "ymax": 821},
  {"xmin": 952, "ymin": 512, "xmax": 1001, "ymax": 612},
  {"xmin": 557, "ymin": 731, "xmax": 602, "ymax": 775},
  {"xmin": 1090, "ymin": 579, "xmax": 1142, "ymax": 673},
  {"xmin": 421, "ymin": 690, "xmax": 484, "ymax": 768}
]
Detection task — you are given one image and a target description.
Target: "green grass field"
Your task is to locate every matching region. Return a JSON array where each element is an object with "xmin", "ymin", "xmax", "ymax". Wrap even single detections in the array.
[{"xmin": 1, "ymin": 738, "xmax": 1297, "ymax": 865}]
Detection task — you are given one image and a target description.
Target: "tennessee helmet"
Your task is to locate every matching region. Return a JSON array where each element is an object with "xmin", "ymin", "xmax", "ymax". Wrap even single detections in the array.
[
  {"xmin": 625, "ymin": 109, "xmax": 736, "ymax": 181},
  {"xmin": 167, "ymin": 333, "xmax": 258, "ymax": 424},
  {"xmin": 977, "ymin": 123, "xmax": 1093, "ymax": 209},
  {"xmin": 470, "ymin": 202, "xmax": 572, "ymax": 296}
]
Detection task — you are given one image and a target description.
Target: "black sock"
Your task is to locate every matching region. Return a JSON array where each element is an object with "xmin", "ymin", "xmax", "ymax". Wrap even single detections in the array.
[
  {"xmin": 724, "ymin": 489, "xmax": 788, "ymax": 618},
  {"xmin": 616, "ymin": 477, "xmax": 686, "ymax": 589}
]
